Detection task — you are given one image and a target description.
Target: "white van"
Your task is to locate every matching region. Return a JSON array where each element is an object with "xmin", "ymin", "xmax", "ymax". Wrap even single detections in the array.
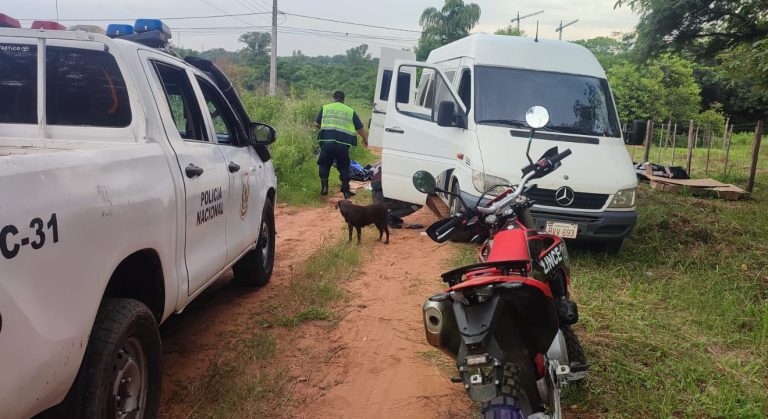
[{"xmin": 370, "ymin": 34, "xmax": 637, "ymax": 250}]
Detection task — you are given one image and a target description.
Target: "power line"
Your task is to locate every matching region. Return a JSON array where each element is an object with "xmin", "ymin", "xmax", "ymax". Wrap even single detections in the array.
[
  {"xmin": 16, "ymin": 11, "xmax": 272, "ymax": 22},
  {"xmin": 171, "ymin": 25, "xmax": 417, "ymax": 41},
  {"xmin": 201, "ymin": 0, "xmax": 257, "ymax": 28},
  {"xmin": 16, "ymin": 9, "xmax": 422, "ymax": 34},
  {"xmin": 232, "ymin": 0, "xmax": 272, "ymax": 25},
  {"xmin": 282, "ymin": 12, "xmax": 421, "ymax": 34},
  {"xmin": 278, "ymin": 31, "xmax": 414, "ymax": 50}
]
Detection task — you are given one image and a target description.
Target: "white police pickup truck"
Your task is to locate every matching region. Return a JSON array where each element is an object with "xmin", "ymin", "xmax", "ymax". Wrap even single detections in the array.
[{"xmin": 0, "ymin": 16, "xmax": 277, "ymax": 418}]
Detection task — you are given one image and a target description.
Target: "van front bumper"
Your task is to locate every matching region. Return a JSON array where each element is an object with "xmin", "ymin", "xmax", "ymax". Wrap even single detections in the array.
[{"xmin": 530, "ymin": 207, "xmax": 637, "ymax": 242}]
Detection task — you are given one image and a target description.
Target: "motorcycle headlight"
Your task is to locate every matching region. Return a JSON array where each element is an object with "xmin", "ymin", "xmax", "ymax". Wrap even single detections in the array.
[
  {"xmin": 609, "ymin": 188, "xmax": 637, "ymax": 208},
  {"xmin": 472, "ymin": 170, "xmax": 510, "ymax": 196}
]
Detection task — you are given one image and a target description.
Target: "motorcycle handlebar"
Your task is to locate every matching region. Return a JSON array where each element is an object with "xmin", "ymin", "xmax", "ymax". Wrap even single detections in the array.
[
  {"xmin": 476, "ymin": 170, "xmax": 537, "ymax": 214},
  {"xmin": 476, "ymin": 148, "xmax": 572, "ymax": 215},
  {"xmin": 434, "ymin": 217, "xmax": 460, "ymax": 240},
  {"xmin": 550, "ymin": 149, "xmax": 572, "ymax": 165}
]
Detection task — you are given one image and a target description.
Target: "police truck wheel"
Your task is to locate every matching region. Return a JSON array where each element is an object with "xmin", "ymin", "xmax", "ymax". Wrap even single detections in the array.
[
  {"xmin": 64, "ymin": 298, "xmax": 161, "ymax": 419},
  {"xmin": 233, "ymin": 198, "xmax": 275, "ymax": 286}
]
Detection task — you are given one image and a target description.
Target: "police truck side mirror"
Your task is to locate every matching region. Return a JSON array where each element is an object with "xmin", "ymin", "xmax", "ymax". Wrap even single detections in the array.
[{"xmin": 250, "ymin": 122, "xmax": 276, "ymax": 146}]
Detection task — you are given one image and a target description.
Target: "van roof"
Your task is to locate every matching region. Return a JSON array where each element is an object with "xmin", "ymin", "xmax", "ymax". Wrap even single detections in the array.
[{"xmin": 427, "ymin": 34, "xmax": 606, "ymax": 79}]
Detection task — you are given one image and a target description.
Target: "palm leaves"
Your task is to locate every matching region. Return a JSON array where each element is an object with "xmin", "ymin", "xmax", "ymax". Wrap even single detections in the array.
[{"xmin": 417, "ymin": 0, "xmax": 481, "ymax": 60}]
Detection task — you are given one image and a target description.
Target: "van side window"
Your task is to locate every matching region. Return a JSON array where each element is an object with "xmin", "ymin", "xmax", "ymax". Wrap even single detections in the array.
[
  {"xmin": 0, "ymin": 44, "xmax": 37, "ymax": 124},
  {"xmin": 458, "ymin": 69, "xmax": 471, "ymax": 113},
  {"xmin": 381, "ymin": 70, "xmax": 412, "ymax": 103},
  {"xmin": 46, "ymin": 47, "xmax": 131, "ymax": 127},
  {"xmin": 396, "ymin": 65, "xmax": 462, "ymax": 125},
  {"xmin": 444, "ymin": 70, "xmax": 456, "ymax": 85},
  {"xmin": 380, "ymin": 70, "xmax": 392, "ymax": 101},
  {"xmin": 152, "ymin": 62, "xmax": 208, "ymax": 142},
  {"xmin": 415, "ymin": 72, "xmax": 432, "ymax": 107}
]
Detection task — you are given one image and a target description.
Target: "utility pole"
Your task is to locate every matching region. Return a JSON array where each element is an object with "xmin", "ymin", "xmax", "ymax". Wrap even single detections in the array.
[
  {"xmin": 269, "ymin": 0, "xmax": 277, "ymax": 96},
  {"xmin": 511, "ymin": 10, "xmax": 544, "ymax": 32},
  {"xmin": 555, "ymin": 19, "xmax": 579, "ymax": 41}
]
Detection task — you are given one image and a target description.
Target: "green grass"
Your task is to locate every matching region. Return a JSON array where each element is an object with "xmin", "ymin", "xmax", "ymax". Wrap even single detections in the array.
[
  {"xmin": 561, "ymin": 183, "xmax": 768, "ymax": 417},
  {"xmin": 242, "ymin": 92, "xmax": 378, "ymax": 206},
  {"xmin": 172, "ymin": 229, "xmax": 368, "ymax": 417},
  {"xmin": 172, "ymin": 331, "xmax": 287, "ymax": 418}
]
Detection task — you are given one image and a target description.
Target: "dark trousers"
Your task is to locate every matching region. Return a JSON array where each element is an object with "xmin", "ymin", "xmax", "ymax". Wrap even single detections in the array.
[{"xmin": 318, "ymin": 142, "xmax": 351, "ymax": 182}]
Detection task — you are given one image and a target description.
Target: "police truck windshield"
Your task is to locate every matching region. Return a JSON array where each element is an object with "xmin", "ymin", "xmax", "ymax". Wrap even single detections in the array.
[{"xmin": 474, "ymin": 66, "xmax": 621, "ymax": 138}]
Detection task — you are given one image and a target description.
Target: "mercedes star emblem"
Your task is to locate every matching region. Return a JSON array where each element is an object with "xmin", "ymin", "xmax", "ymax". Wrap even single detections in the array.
[{"xmin": 555, "ymin": 186, "xmax": 575, "ymax": 207}]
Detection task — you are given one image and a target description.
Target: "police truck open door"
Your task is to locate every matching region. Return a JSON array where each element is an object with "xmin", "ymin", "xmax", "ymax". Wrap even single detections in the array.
[{"xmin": 369, "ymin": 48, "xmax": 416, "ymax": 147}]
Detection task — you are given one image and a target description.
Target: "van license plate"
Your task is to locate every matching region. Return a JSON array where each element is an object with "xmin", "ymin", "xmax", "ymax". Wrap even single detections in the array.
[{"xmin": 545, "ymin": 222, "xmax": 578, "ymax": 239}]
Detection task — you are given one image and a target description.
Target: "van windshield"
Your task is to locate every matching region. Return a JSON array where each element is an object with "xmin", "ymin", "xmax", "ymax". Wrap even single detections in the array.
[{"xmin": 475, "ymin": 66, "xmax": 620, "ymax": 137}]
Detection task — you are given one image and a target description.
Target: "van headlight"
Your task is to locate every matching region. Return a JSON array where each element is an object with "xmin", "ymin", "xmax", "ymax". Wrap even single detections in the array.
[
  {"xmin": 472, "ymin": 170, "xmax": 510, "ymax": 195},
  {"xmin": 609, "ymin": 188, "xmax": 636, "ymax": 208}
]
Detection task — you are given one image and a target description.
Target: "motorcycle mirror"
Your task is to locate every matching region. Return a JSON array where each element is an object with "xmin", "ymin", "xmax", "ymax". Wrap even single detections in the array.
[
  {"xmin": 412, "ymin": 170, "xmax": 437, "ymax": 194},
  {"xmin": 426, "ymin": 218, "xmax": 456, "ymax": 243},
  {"xmin": 525, "ymin": 106, "xmax": 550, "ymax": 129}
]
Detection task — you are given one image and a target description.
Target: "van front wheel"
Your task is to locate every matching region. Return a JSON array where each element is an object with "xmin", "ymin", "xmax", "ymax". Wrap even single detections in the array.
[{"xmin": 448, "ymin": 180, "xmax": 462, "ymax": 216}]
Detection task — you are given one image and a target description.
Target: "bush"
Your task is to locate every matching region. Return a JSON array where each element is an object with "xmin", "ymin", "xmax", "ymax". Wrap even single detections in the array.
[{"xmin": 241, "ymin": 91, "xmax": 376, "ymax": 206}]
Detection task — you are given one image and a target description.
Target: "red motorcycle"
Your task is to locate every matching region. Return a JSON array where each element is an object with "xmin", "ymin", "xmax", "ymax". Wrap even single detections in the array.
[{"xmin": 413, "ymin": 107, "xmax": 587, "ymax": 419}]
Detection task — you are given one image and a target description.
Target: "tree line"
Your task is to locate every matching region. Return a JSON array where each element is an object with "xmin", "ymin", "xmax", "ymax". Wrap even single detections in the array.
[{"xmin": 177, "ymin": 0, "xmax": 766, "ymax": 129}]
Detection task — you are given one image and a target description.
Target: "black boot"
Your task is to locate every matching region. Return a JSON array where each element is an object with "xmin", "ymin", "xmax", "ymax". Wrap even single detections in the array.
[
  {"xmin": 341, "ymin": 180, "xmax": 355, "ymax": 199},
  {"xmin": 320, "ymin": 179, "xmax": 329, "ymax": 196}
]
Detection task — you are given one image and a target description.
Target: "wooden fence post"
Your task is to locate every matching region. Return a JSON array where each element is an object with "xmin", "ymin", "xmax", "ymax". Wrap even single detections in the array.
[
  {"xmin": 657, "ymin": 123, "xmax": 665, "ymax": 163},
  {"xmin": 694, "ymin": 124, "xmax": 700, "ymax": 148},
  {"xmin": 705, "ymin": 126, "xmax": 713, "ymax": 176},
  {"xmin": 723, "ymin": 117, "xmax": 730, "ymax": 149},
  {"xmin": 723, "ymin": 124, "xmax": 733, "ymax": 178},
  {"xmin": 747, "ymin": 120, "xmax": 765, "ymax": 193},
  {"xmin": 671, "ymin": 123, "xmax": 678, "ymax": 166},
  {"xmin": 643, "ymin": 120, "xmax": 654, "ymax": 163},
  {"xmin": 686, "ymin": 120, "xmax": 695, "ymax": 175}
]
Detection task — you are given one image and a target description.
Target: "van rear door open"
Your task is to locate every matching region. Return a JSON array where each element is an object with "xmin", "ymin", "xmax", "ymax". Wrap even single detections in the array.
[
  {"xmin": 381, "ymin": 60, "xmax": 467, "ymax": 205},
  {"xmin": 369, "ymin": 48, "xmax": 415, "ymax": 147}
]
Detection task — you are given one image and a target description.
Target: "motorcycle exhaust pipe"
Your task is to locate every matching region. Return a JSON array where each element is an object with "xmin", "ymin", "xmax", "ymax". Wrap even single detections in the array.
[{"xmin": 423, "ymin": 293, "xmax": 461, "ymax": 357}]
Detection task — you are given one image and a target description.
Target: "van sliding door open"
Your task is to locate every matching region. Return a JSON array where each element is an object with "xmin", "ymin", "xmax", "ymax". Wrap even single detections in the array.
[{"xmin": 369, "ymin": 48, "xmax": 416, "ymax": 147}]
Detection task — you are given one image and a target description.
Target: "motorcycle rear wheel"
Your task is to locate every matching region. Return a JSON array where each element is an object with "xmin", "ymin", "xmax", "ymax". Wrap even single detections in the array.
[{"xmin": 481, "ymin": 363, "xmax": 535, "ymax": 419}]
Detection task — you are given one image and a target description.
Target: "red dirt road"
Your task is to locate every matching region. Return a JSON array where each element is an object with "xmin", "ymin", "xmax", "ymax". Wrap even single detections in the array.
[
  {"xmin": 159, "ymin": 204, "xmax": 470, "ymax": 418},
  {"xmin": 290, "ymin": 208, "xmax": 470, "ymax": 418}
]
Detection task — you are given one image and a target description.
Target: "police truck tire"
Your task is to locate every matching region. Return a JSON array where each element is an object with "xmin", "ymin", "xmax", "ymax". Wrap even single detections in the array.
[
  {"xmin": 64, "ymin": 298, "xmax": 161, "ymax": 418},
  {"xmin": 233, "ymin": 198, "xmax": 275, "ymax": 286}
]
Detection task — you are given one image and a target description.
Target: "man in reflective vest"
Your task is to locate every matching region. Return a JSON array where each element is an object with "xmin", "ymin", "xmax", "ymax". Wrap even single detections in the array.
[{"xmin": 314, "ymin": 90, "xmax": 369, "ymax": 199}]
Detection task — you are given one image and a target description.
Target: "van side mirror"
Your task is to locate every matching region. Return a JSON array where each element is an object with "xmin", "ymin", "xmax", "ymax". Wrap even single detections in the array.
[
  {"xmin": 250, "ymin": 122, "xmax": 276, "ymax": 146},
  {"xmin": 437, "ymin": 101, "xmax": 466, "ymax": 128},
  {"xmin": 624, "ymin": 119, "xmax": 646, "ymax": 145}
]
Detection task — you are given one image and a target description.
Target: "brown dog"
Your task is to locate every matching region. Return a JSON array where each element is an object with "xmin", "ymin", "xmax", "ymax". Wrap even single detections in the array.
[{"xmin": 334, "ymin": 200, "xmax": 389, "ymax": 244}]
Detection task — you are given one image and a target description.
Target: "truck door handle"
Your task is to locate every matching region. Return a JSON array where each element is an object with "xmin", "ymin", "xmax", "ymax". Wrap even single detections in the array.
[
  {"xmin": 185, "ymin": 163, "xmax": 204, "ymax": 178},
  {"xmin": 385, "ymin": 127, "xmax": 405, "ymax": 134},
  {"xmin": 228, "ymin": 161, "xmax": 241, "ymax": 173}
]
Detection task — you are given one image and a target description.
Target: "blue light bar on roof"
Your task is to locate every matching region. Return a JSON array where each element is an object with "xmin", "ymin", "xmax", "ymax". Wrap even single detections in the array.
[
  {"xmin": 106, "ymin": 24, "xmax": 134, "ymax": 38},
  {"xmin": 134, "ymin": 19, "xmax": 171, "ymax": 38}
]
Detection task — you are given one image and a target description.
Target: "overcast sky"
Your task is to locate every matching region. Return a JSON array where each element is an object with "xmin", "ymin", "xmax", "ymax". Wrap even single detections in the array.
[{"xmin": 8, "ymin": 0, "xmax": 640, "ymax": 57}]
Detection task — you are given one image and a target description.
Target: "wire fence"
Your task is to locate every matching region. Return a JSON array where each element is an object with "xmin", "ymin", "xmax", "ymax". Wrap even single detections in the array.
[{"xmin": 626, "ymin": 119, "xmax": 767, "ymax": 191}]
